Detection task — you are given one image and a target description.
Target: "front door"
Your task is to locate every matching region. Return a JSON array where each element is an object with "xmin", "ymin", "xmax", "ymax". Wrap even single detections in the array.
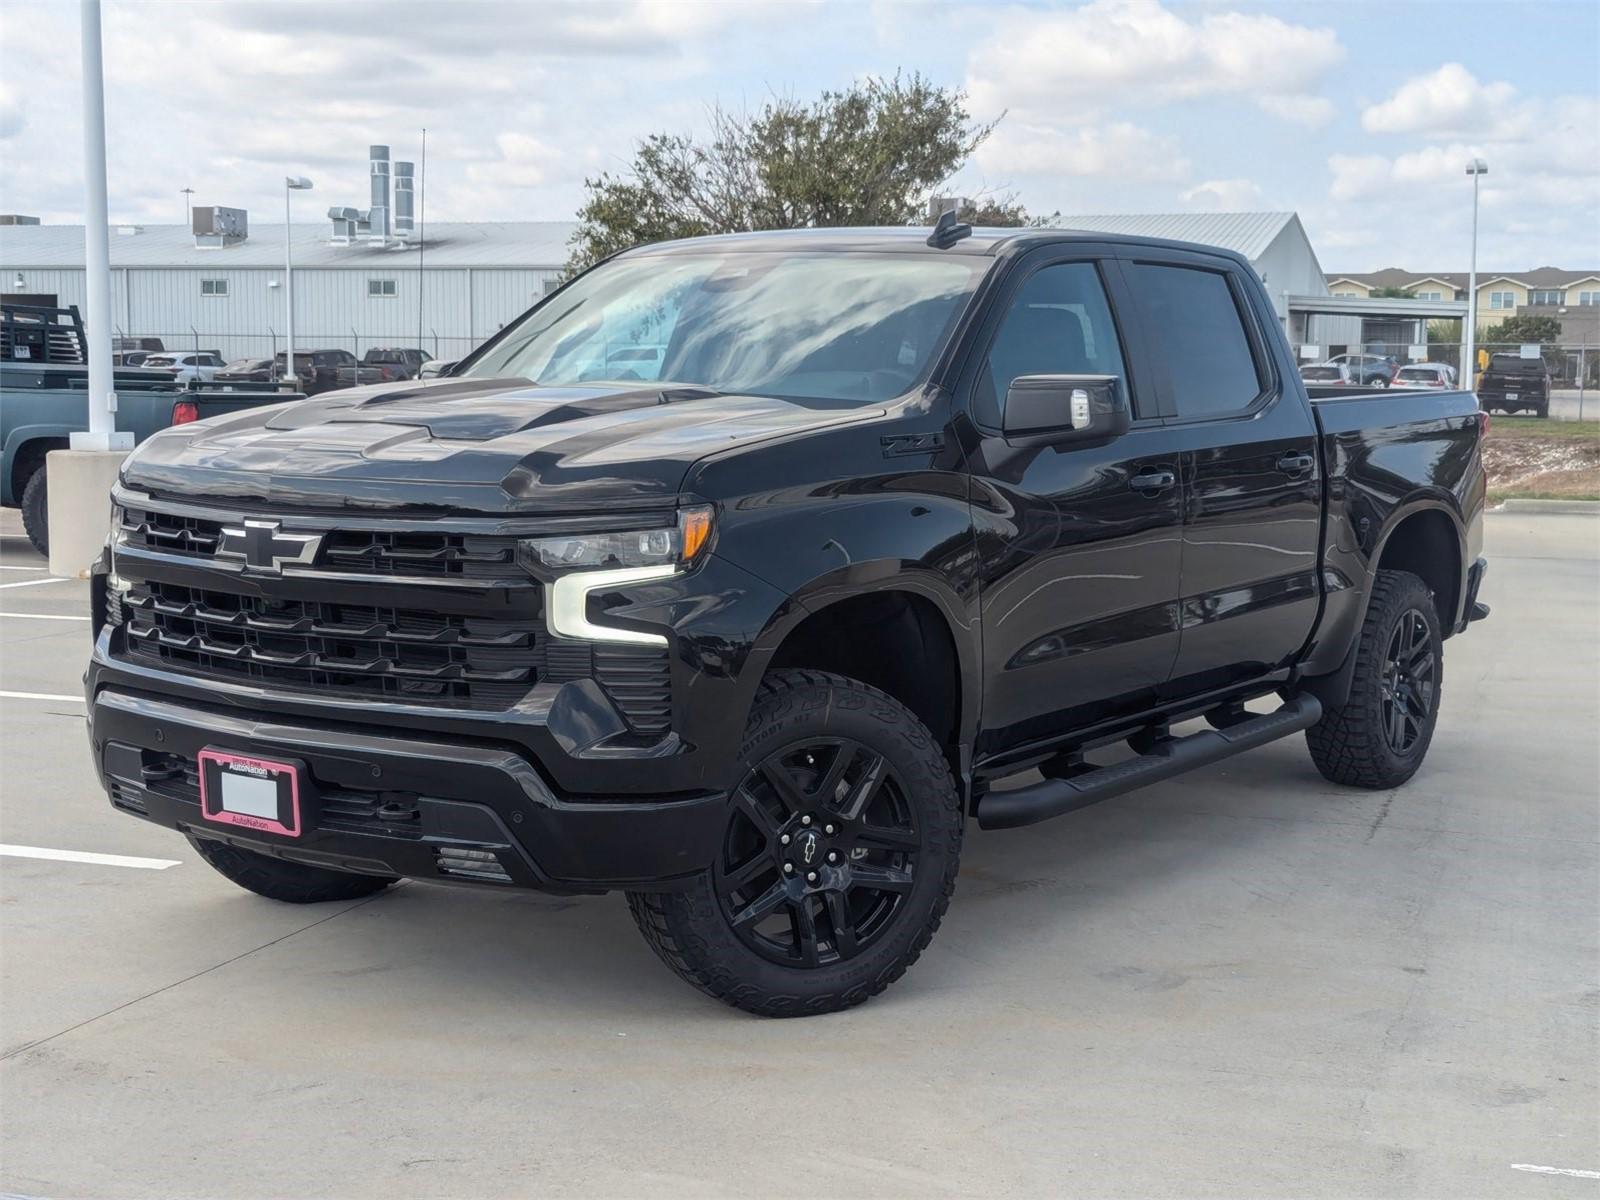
[
  {"xmin": 963, "ymin": 253, "xmax": 1185, "ymax": 761},
  {"xmin": 1118, "ymin": 254, "xmax": 1323, "ymax": 695}
]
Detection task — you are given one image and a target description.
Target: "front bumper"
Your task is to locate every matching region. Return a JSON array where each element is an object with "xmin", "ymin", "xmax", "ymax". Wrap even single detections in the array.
[{"xmin": 88, "ymin": 686, "xmax": 730, "ymax": 893}]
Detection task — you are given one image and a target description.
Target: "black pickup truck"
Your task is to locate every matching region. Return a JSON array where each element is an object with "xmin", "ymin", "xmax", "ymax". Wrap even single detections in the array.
[
  {"xmin": 86, "ymin": 222, "xmax": 1487, "ymax": 1016},
  {"xmin": 1476, "ymin": 351, "xmax": 1551, "ymax": 417}
]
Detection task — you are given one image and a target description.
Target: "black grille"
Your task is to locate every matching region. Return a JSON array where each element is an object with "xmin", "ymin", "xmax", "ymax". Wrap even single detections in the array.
[
  {"xmin": 122, "ymin": 580, "xmax": 543, "ymax": 709},
  {"xmin": 118, "ymin": 505, "xmax": 223, "ymax": 557},
  {"xmin": 594, "ymin": 645, "xmax": 672, "ymax": 734},
  {"xmin": 116, "ymin": 506, "xmax": 521, "ymax": 579}
]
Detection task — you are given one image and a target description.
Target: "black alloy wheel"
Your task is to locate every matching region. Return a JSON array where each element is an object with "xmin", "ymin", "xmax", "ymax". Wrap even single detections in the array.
[
  {"xmin": 714, "ymin": 738, "xmax": 920, "ymax": 969},
  {"xmin": 1380, "ymin": 608, "xmax": 1436, "ymax": 754},
  {"xmin": 627, "ymin": 669, "xmax": 962, "ymax": 1017}
]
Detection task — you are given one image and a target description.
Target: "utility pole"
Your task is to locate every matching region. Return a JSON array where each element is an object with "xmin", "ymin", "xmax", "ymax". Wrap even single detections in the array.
[
  {"xmin": 181, "ymin": 186, "xmax": 194, "ymax": 226},
  {"xmin": 1464, "ymin": 159, "xmax": 1488, "ymax": 390}
]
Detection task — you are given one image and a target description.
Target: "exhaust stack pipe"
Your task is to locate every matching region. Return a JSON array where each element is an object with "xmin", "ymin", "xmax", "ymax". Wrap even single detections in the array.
[
  {"xmin": 367, "ymin": 145, "xmax": 390, "ymax": 243},
  {"xmin": 393, "ymin": 161, "xmax": 414, "ymax": 239}
]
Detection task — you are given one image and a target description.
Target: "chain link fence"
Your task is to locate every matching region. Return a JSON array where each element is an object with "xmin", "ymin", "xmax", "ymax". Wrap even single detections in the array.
[{"xmin": 1290, "ymin": 340, "xmax": 1597, "ymax": 420}]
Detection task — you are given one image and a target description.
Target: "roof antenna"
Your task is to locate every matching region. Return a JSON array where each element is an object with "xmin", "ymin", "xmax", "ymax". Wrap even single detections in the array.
[{"xmin": 926, "ymin": 207, "xmax": 971, "ymax": 249}]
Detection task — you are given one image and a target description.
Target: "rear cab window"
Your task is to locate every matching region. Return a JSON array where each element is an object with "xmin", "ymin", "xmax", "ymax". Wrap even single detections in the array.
[{"xmin": 1124, "ymin": 261, "xmax": 1268, "ymax": 420}]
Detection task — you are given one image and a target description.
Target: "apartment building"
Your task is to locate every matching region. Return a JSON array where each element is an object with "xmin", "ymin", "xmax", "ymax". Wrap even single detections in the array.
[{"xmin": 1325, "ymin": 268, "xmax": 1600, "ymax": 325}]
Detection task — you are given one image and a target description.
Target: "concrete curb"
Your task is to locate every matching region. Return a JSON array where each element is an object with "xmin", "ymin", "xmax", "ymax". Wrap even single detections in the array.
[{"xmin": 1492, "ymin": 499, "xmax": 1600, "ymax": 516}]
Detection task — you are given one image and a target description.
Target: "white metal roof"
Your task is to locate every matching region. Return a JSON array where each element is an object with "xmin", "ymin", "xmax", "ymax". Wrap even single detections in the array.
[
  {"xmin": 0, "ymin": 221, "xmax": 579, "ymax": 269},
  {"xmin": 1, "ymin": 212, "xmax": 1311, "ymax": 272},
  {"xmin": 1057, "ymin": 212, "xmax": 1300, "ymax": 263}
]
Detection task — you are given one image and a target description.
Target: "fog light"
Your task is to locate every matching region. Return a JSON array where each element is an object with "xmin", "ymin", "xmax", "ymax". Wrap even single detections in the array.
[{"xmin": 434, "ymin": 846, "xmax": 512, "ymax": 883}]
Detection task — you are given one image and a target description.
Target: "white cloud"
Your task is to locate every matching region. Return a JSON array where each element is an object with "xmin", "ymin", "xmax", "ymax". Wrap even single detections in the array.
[
  {"xmin": 1180, "ymin": 178, "xmax": 1264, "ymax": 210},
  {"xmin": 466, "ymin": 133, "xmax": 560, "ymax": 190},
  {"xmin": 977, "ymin": 121, "xmax": 1190, "ymax": 183},
  {"xmin": 1362, "ymin": 63, "xmax": 1522, "ymax": 138},
  {"xmin": 0, "ymin": 80, "xmax": 25, "ymax": 140},
  {"xmin": 1254, "ymin": 95, "xmax": 1335, "ymax": 128},
  {"xmin": 966, "ymin": 0, "xmax": 1342, "ymax": 120}
]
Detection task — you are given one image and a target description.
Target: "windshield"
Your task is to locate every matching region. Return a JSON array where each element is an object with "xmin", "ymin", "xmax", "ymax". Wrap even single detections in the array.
[
  {"xmin": 462, "ymin": 250, "xmax": 988, "ymax": 404},
  {"xmin": 366, "ymin": 350, "xmax": 411, "ymax": 364},
  {"xmin": 1397, "ymin": 367, "xmax": 1438, "ymax": 380}
]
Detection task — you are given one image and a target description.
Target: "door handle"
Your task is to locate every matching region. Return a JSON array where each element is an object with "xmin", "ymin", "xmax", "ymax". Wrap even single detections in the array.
[
  {"xmin": 1129, "ymin": 468, "xmax": 1176, "ymax": 493},
  {"xmin": 1276, "ymin": 452, "xmax": 1315, "ymax": 475}
]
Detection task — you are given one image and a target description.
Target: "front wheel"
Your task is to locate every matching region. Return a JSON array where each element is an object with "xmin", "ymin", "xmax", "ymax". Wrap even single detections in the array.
[
  {"xmin": 628, "ymin": 670, "xmax": 963, "ymax": 1017},
  {"xmin": 1306, "ymin": 569, "xmax": 1443, "ymax": 789}
]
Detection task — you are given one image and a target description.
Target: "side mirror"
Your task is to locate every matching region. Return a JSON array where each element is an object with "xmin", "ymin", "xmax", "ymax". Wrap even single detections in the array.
[{"xmin": 1002, "ymin": 374, "xmax": 1130, "ymax": 447}]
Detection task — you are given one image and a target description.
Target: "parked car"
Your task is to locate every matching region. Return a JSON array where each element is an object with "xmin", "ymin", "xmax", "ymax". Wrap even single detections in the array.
[
  {"xmin": 85, "ymin": 224, "xmax": 1488, "ymax": 1017},
  {"xmin": 1476, "ymin": 352, "xmax": 1551, "ymax": 417},
  {"xmin": 1391, "ymin": 363, "xmax": 1457, "ymax": 390},
  {"xmin": 1326, "ymin": 353, "xmax": 1396, "ymax": 387},
  {"xmin": 112, "ymin": 336, "xmax": 165, "ymax": 354},
  {"xmin": 335, "ymin": 347, "xmax": 431, "ymax": 388},
  {"xmin": 271, "ymin": 348, "xmax": 357, "ymax": 395},
  {"xmin": 213, "ymin": 357, "xmax": 276, "ymax": 384},
  {"xmin": 141, "ymin": 351, "xmax": 225, "ymax": 384},
  {"xmin": 419, "ymin": 357, "xmax": 458, "ymax": 379},
  {"xmin": 1300, "ymin": 362, "xmax": 1354, "ymax": 385},
  {"xmin": 113, "ymin": 350, "xmax": 155, "ymax": 368},
  {"xmin": 1, "ymin": 306, "xmax": 295, "ymax": 555}
]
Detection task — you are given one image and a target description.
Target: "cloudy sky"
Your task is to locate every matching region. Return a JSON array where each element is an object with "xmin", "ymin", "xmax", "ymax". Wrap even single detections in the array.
[{"xmin": 0, "ymin": 0, "xmax": 1595, "ymax": 272}]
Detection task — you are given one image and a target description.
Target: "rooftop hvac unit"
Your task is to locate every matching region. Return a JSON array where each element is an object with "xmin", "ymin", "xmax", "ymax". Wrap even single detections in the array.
[
  {"xmin": 368, "ymin": 145, "xmax": 390, "ymax": 244},
  {"xmin": 193, "ymin": 206, "xmax": 248, "ymax": 248}
]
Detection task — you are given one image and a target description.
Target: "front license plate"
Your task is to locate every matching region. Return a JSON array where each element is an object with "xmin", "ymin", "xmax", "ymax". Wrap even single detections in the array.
[
  {"xmin": 1506, "ymin": 392, "xmax": 1519, "ymax": 400},
  {"xmin": 198, "ymin": 749, "xmax": 303, "ymax": 838}
]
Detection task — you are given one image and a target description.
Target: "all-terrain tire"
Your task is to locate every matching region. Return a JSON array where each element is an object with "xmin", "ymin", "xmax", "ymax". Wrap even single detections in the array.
[
  {"xmin": 627, "ymin": 669, "xmax": 963, "ymax": 1017},
  {"xmin": 20, "ymin": 468, "xmax": 49, "ymax": 557},
  {"xmin": 1306, "ymin": 569, "xmax": 1443, "ymax": 789},
  {"xmin": 187, "ymin": 834, "xmax": 397, "ymax": 903}
]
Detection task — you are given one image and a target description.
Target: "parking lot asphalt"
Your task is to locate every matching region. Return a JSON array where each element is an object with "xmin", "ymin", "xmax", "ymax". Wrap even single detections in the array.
[{"xmin": 1, "ymin": 508, "xmax": 1597, "ymax": 1199}]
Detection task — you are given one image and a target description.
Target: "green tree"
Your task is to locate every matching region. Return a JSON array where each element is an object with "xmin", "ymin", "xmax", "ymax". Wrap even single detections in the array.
[
  {"xmin": 567, "ymin": 74, "xmax": 1001, "ymax": 272},
  {"xmin": 1478, "ymin": 314, "xmax": 1562, "ymax": 344},
  {"xmin": 1427, "ymin": 318, "xmax": 1462, "ymax": 344}
]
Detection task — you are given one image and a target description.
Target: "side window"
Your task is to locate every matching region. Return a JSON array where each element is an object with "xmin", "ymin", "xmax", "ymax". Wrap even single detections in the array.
[
  {"xmin": 1127, "ymin": 262, "xmax": 1264, "ymax": 419},
  {"xmin": 976, "ymin": 261, "xmax": 1128, "ymax": 427}
]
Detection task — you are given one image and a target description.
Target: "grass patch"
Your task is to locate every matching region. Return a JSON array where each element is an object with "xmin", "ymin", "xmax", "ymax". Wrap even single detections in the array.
[
  {"xmin": 1486, "ymin": 417, "xmax": 1600, "ymax": 442},
  {"xmin": 1482, "ymin": 418, "xmax": 1600, "ymax": 502}
]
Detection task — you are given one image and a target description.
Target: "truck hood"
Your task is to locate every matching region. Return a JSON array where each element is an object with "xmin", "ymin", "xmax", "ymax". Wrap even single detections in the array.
[{"xmin": 121, "ymin": 377, "xmax": 879, "ymax": 513}]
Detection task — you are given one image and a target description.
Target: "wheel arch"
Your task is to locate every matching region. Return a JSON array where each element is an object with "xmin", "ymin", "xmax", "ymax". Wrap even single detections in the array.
[
  {"xmin": 752, "ymin": 568, "xmax": 980, "ymax": 788},
  {"xmin": 3, "ymin": 426, "xmax": 75, "ymax": 507}
]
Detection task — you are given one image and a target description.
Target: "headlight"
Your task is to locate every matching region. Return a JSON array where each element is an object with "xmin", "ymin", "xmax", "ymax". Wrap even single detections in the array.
[{"xmin": 517, "ymin": 505, "xmax": 713, "ymax": 574}]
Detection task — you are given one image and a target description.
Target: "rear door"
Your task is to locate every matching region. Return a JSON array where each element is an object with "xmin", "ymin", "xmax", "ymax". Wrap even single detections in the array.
[
  {"xmin": 1118, "ymin": 252, "xmax": 1322, "ymax": 696},
  {"xmin": 964, "ymin": 247, "xmax": 1186, "ymax": 757}
]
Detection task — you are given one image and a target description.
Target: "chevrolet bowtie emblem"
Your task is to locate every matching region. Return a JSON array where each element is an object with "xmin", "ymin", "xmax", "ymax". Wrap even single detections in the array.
[{"xmin": 216, "ymin": 519, "xmax": 322, "ymax": 575}]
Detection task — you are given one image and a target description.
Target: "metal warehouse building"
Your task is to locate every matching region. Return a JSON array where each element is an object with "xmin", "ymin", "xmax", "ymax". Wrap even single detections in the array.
[
  {"xmin": 2, "ymin": 209, "xmax": 1455, "ymax": 368},
  {"xmin": 0, "ymin": 219, "xmax": 577, "ymax": 364}
]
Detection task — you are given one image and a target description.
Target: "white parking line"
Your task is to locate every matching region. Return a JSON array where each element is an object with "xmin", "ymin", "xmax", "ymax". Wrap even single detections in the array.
[
  {"xmin": 0, "ymin": 577, "xmax": 72, "ymax": 590},
  {"xmin": 0, "ymin": 612, "xmax": 90, "ymax": 621},
  {"xmin": 0, "ymin": 844, "xmax": 181, "ymax": 870},
  {"xmin": 1511, "ymin": 1165, "xmax": 1600, "ymax": 1179},
  {"xmin": 0, "ymin": 690, "xmax": 84, "ymax": 703}
]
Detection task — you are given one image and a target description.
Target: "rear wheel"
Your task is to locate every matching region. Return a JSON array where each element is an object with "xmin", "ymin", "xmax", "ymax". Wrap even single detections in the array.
[
  {"xmin": 19, "ymin": 468, "xmax": 48, "ymax": 557},
  {"xmin": 628, "ymin": 669, "xmax": 962, "ymax": 1017},
  {"xmin": 1307, "ymin": 569, "xmax": 1443, "ymax": 789},
  {"xmin": 187, "ymin": 835, "xmax": 397, "ymax": 903}
]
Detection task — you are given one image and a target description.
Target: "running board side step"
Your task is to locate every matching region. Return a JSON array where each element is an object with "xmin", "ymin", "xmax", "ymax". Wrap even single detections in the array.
[{"xmin": 976, "ymin": 693, "xmax": 1323, "ymax": 831}]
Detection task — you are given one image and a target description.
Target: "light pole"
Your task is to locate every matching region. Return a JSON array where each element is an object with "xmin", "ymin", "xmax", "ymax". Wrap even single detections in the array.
[
  {"xmin": 181, "ymin": 186, "xmax": 194, "ymax": 226},
  {"xmin": 1464, "ymin": 158, "xmax": 1488, "ymax": 390},
  {"xmin": 283, "ymin": 176, "xmax": 312, "ymax": 388}
]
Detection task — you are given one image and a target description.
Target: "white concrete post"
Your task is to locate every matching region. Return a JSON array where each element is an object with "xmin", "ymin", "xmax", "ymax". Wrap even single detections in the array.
[
  {"xmin": 50, "ymin": 0, "xmax": 131, "ymax": 578},
  {"xmin": 71, "ymin": 0, "xmax": 129, "ymax": 454}
]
